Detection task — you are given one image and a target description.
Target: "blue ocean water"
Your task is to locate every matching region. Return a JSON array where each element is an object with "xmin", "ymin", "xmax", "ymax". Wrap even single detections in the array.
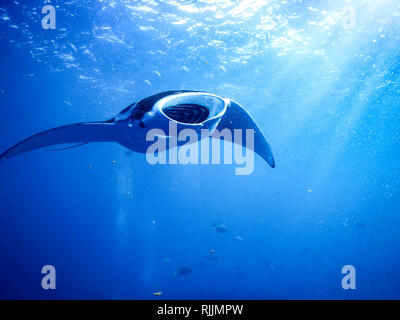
[{"xmin": 0, "ymin": 0, "xmax": 399, "ymax": 299}]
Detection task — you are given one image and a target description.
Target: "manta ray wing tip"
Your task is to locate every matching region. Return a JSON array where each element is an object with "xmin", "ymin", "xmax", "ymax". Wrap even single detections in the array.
[
  {"xmin": 263, "ymin": 151, "xmax": 275, "ymax": 168},
  {"xmin": 268, "ymin": 157, "xmax": 275, "ymax": 168},
  {"xmin": 260, "ymin": 147, "xmax": 275, "ymax": 168},
  {"xmin": 270, "ymin": 161, "xmax": 275, "ymax": 168}
]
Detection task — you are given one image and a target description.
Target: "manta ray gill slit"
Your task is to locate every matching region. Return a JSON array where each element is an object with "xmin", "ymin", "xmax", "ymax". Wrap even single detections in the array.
[{"xmin": 162, "ymin": 104, "xmax": 210, "ymax": 124}]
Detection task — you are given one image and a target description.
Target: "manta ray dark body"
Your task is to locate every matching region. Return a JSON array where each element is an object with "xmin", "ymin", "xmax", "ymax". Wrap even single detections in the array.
[{"xmin": 0, "ymin": 90, "xmax": 275, "ymax": 167}]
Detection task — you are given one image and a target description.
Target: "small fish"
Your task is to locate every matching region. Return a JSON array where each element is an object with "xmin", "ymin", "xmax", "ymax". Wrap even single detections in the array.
[
  {"xmin": 153, "ymin": 291, "xmax": 162, "ymax": 296},
  {"xmin": 176, "ymin": 267, "xmax": 192, "ymax": 276},
  {"xmin": 210, "ymin": 249, "xmax": 215, "ymax": 254},
  {"xmin": 214, "ymin": 224, "xmax": 228, "ymax": 233},
  {"xmin": 112, "ymin": 160, "xmax": 116, "ymax": 164},
  {"xmin": 235, "ymin": 236, "xmax": 244, "ymax": 241}
]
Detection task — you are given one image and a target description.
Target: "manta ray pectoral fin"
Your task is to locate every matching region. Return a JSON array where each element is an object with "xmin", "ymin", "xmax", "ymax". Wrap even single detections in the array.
[
  {"xmin": 216, "ymin": 100, "xmax": 275, "ymax": 168},
  {"xmin": 0, "ymin": 122, "xmax": 117, "ymax": 161}
]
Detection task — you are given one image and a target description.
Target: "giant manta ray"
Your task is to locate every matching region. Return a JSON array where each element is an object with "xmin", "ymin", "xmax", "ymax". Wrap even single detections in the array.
[{"xmin": 0, "ymin": 90, "xmax": 275, "ymax": 167}]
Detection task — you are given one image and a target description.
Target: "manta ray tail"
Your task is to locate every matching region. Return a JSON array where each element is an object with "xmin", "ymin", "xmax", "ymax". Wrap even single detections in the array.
[
  {"xmin": 0, "ymin": 122, "xmax": 117, "ymax": 161},
  {"xmin": 216, "ymin": 100, "xmax": 275, "ymax": 168}
]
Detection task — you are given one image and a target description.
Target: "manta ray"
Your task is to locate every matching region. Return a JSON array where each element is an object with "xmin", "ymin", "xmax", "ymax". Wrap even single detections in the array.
[{"xmin": 0, "ymin": 90, "xmax": 275, "ymax": 167}]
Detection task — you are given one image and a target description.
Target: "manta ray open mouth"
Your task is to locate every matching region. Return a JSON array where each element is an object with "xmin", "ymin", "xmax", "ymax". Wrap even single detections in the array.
[
  {"xmin": 157, "ymin": 92, "xmax": 227, "ymax": 125},
  {"xmin": 162, "ymin": 104, "xmax": 210, "ymax": 124}
]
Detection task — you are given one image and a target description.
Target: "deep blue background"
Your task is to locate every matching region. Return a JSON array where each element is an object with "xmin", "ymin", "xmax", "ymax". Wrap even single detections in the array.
[{"xmin": 0, "ymin": 0, "xmax": 399, "ymax": 299}]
